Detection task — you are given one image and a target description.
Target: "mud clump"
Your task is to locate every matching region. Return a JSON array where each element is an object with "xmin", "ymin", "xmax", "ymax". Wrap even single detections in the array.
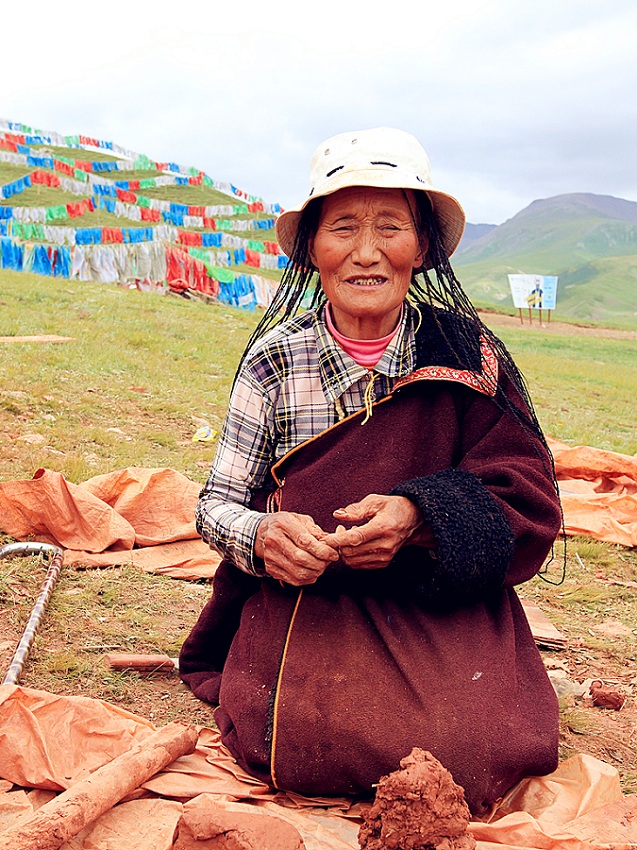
[
  {"xmin": 358, "ymin": 748, "xmax": 475, "ymax": 850},
  {"xmin": 589, "ymin": 679, "xmax": 626, "ymax": 710},
  {"xmin": 174, "ymin": 794, "xmax": 306, "ymax": 849}
]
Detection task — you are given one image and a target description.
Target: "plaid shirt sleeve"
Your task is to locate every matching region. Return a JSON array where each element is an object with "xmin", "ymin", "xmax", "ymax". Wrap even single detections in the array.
[
  {"xmin": 195, "ymin": 306, "xmax": 416, "ymax": 576},
  {"xmin": 195, "ymin": 366, "xmax": 275, "ymax": 576}
]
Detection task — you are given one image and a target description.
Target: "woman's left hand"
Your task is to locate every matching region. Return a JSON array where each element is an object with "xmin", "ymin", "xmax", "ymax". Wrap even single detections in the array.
[{"xmin": 325, "ymin": 494, "xmax": 434, "ymax": 570}]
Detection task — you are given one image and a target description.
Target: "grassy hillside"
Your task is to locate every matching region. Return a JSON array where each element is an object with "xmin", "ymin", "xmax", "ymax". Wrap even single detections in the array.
[
  {"xmin": 454, "ymin": 194, "xmax": 637, "ymax": 322},
  {"xmin": 1, "ymin": 123, "xmax": 285, "ymax": 305}
]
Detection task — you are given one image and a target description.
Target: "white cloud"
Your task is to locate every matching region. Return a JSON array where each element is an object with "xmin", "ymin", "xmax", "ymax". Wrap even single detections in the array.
[{"xmin": 2, "ymin": 0, "xmax": 636, "ymax": 223}]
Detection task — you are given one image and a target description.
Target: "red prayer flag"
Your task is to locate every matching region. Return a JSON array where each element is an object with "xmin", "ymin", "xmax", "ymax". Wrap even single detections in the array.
[
  {"xmin": 66, "ymin": 202, "xmax": 84, "ymax": 218},
  {"xmin": 31, "ymin": 170, "xmax": 61, "ymax": 188},
  {"xmin": 177, "ymin": 230, "xmax": 202, "ymax": 247},
  {"xmin": 102, "ymin": 227, "xmax": 124, "ymax": 243},
  {"xmin": 140, "ymin": 207, "xmax": 161, "ymax": 222},
  {"xmin": 116, "ymin": 188, "xmax": 137, "ymax": 203},
  {"xmin": 53, "ymin": 159, "xmax": 75, "ymax": 176}
]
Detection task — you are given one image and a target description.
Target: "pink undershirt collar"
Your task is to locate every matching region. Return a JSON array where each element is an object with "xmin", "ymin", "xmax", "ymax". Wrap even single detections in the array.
[{"xmin": 325, "ymin": 303, "xmax": 402, "ymax": 369}]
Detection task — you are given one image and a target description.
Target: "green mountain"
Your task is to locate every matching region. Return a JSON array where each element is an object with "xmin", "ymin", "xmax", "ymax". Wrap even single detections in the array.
[{"xmin": 453, "ymin": 193, "xmax": 637, "ymax": 320}]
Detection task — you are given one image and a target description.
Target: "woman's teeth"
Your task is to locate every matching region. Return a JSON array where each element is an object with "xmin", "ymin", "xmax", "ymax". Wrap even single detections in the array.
[{"xmin": 348, "ymin": 278, "xmax": 385, "ymax": 286}]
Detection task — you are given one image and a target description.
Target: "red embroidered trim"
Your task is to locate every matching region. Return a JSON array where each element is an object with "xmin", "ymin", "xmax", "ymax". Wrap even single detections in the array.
[{"xmin": 394, "ymin": 336, "xmax": 499, "ymax": 397}]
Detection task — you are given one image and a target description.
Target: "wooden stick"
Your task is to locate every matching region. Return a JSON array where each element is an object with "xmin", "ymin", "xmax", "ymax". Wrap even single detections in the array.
[
  {"xmin": 105, "ymin": 652, "xmax": 178, "ymax": 672},
  {"xmin": 0, "ymin": 721, "xmax": 198, "ymax": 850}
]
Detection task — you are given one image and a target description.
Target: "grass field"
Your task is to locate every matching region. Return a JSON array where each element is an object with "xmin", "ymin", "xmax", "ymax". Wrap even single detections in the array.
[
  {"xmin": 1, "ymin": 269, "xmax": 636, "ymax": 793},
  {"xmin": 492, "ymin": 323, "xmax": 637, "ymax": 453},
  {"xmin": 456, "ymin": 250, "xmax": 637, "ymax": 323},
  {"xmin": 0, "ymin": 269, "xmax": 256, "ymax": 483}
]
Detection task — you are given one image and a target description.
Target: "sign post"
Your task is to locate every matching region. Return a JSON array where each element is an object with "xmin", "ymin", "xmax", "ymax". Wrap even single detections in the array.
[{"xmin": 508, "ymin": 275, "xmax": 558, "ymax": 325}]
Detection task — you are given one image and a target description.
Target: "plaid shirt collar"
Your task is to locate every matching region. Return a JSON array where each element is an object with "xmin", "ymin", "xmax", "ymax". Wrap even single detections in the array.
[{"xmin": 312, "ymin": 303, "xmax": 417, "ymax": 404}]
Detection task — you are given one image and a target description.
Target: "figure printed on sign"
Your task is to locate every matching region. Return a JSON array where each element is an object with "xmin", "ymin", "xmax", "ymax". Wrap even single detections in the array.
[{"xmin": 525, "ymin": 280, "xmax": 543, "ymax": 309}]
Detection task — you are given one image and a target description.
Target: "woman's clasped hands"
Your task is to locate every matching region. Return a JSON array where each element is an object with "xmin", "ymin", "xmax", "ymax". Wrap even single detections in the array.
[{"xmin": 255, "ymin": 495, "xmax": 433, "ymax": 585}]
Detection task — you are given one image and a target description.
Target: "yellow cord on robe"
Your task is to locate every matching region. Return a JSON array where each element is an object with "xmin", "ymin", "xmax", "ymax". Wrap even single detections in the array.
[
  {"xmin": 361, "ymin": 371, "xmax": 376, "ymax": 425},
  {"xmin": 413, "ymin": 305, "xmax": 423, "ymax": 335}
]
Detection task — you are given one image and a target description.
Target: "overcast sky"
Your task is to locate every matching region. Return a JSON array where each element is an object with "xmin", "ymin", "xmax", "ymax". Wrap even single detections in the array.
[{"xmin": 2, "ymin": 0, "xmax": 635, "ymax": 224}]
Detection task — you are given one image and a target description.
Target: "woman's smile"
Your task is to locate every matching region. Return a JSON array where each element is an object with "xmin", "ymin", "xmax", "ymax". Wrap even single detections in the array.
[{"xmin": 345, "ymin": 276, "xmax": 387, "ymax": 287}]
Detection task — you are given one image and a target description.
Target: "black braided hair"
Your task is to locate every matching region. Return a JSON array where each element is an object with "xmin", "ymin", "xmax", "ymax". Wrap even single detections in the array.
[
  {"xmin": 236, "ymin": 191, "xmax": 566, "ymax": 583},
  {"xmin": 408, "ymin": 192, "xmax": 546, "ymax": 444},
  {"xmin": 237, "ymin": 200, "xmax": 323, "ymax": 367}
]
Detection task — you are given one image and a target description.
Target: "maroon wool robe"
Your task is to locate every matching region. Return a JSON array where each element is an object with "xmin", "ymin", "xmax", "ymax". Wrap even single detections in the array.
[{"xmin": 180, "ymin": 340, "xmax": 562, "ymax": 816}]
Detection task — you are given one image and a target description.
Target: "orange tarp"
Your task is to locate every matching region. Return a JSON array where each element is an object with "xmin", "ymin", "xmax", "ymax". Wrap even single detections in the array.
[
  {"xmin": 0, "ymin": 467, "xmax": 220, "ymax": 579},
  {"xmin": 549, "ymin": 439, "xmax": 637, "ymax": 547},
  {"xmin": 0, "ymin": 686, "xmax": 635, "ymax": 849}
]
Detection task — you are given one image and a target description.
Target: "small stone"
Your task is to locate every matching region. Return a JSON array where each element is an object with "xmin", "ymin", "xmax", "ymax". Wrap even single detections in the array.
[{"xmin": 589, "ymin": 680, "xmax": 626, "ymax": 710}]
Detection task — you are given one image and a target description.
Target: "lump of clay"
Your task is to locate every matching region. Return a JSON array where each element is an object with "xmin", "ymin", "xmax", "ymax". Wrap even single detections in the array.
[
  {"xmin": 173, "ymin": 794, "xmax": 306, "ymax": 850},
  {"xmin": 589, "ymin": 680, "xmax": 625, "ymax": 710},
  {"xmin": 358, "ymin": 748, "xmax": 475, "ymax": 850}
]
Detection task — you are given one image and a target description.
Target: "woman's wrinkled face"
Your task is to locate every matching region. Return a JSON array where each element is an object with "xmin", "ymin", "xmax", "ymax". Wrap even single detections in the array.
[{"xmin": 309, "ymin": 186, "xmax": 425, "ymax": 339}]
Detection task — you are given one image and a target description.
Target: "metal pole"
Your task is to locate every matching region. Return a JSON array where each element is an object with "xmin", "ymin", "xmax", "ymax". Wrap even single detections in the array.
[{"xmin": 0, "ymin": 542, "xmax": 64, "ymax": 685}]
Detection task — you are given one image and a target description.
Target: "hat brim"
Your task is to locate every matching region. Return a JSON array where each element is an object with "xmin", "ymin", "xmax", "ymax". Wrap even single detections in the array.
[{"xmin": 275, "ymin": 170, "xmax": 466, "ymax": 269}]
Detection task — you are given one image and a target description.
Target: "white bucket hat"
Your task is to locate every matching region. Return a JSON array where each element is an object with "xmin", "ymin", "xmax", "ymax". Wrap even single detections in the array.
[{"xmin": 275, "ymin": 127, "xmax": 466, "ymax": 266}]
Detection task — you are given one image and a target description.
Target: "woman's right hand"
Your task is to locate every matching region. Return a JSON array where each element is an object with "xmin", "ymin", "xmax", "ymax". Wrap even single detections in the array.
[{"xmin": 254, "ymin": 512, "xmax": 340, "ymax": 586}]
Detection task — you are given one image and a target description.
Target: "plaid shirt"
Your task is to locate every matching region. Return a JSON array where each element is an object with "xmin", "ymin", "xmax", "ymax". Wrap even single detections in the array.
[{"xmin": 196, "ymin": 304, "xmax": 418, "ymax": 575}]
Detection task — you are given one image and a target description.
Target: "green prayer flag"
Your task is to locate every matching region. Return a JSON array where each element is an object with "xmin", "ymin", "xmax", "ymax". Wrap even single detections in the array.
[{"xmin": 45, "ymin": 205, "xmax": 68, "ymax": 222}]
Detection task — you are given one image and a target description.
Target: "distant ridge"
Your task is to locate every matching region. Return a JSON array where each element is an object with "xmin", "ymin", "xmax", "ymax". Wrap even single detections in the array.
[
  {"xmin": 454, "ymin": 193, "xmax": 637, "ymax": 320},
  {"xmin": 458, "ymin": 222, "xmax": 497, "ymax": 250}
]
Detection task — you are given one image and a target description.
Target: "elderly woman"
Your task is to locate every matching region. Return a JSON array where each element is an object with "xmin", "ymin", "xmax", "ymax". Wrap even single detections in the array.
[{"xmin": 179, "ymin": 128, "xmax": 562, "ymax": 816}]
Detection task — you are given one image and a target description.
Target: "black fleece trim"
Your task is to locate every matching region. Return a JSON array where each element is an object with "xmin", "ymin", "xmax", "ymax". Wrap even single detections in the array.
[{"xmin": 391, "ymin": 468, "xmax": 514, "ymax": 606}]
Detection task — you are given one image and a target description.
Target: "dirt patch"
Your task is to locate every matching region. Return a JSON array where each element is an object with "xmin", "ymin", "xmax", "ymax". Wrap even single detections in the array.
[
  {"xmin": 0, "ymin": 335, "xmax": 75, "ymax": 343},
  {"xmin": 545, "ymin": 635, "xmax": 637, "ymax": 788},
  {"xmin": 478, "ymin": 310, "xmax": 637, "ymax": 340},
  {"xmin": 0, "ymin": 549, "xmax": 216, "ymax": 727}
]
